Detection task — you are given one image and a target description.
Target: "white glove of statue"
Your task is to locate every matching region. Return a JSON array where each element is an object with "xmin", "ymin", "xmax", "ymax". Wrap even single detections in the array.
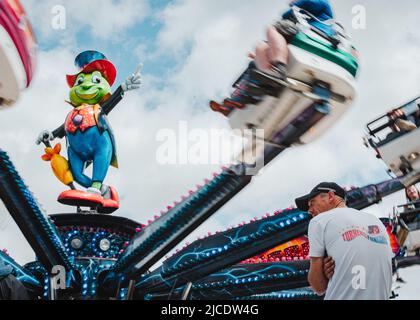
[
  {"xmin": 36, "ymin": 130, "xmax": 54, "ymax": 145},
  {"xmin": 121, "ymin": 63, "xmax": 143, "ymax": 92}
]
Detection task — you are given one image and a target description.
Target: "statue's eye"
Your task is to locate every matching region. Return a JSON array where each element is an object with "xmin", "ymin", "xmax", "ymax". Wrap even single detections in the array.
[
  {"xmin": 92, "ymin": 75, "xmax": 101, "ymax": 84},
  {"xmin": 76, "ymin": 76, "xmax": 84, "ymax": 86}
]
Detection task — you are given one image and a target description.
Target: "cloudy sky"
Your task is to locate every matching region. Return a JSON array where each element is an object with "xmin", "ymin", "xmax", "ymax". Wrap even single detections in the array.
[{"xmin": 1, "ymin": 0, "xmax": 420, "ymax": 298}]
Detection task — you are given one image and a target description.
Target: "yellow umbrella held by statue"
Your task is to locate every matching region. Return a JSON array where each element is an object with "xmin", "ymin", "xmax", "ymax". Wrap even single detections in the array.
[{"xmin": 41, "ymin": 143, "xmax": 74, "ymax": 186}]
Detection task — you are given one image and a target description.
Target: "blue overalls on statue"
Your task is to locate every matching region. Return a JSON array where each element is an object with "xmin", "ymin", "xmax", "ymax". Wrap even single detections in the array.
[{"xmin": 64, "ymin": 104, "xmax": 115, "ymax": 188}]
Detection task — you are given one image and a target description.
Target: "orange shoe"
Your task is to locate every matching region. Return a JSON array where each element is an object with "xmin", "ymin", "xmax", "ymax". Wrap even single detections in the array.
[
  {"xmin": 58, "ymin": 189, "xmax": 103, "ymax": 208},
  {"xmin": 97, "ymin": 186, "xmax": 119, "ymax": 214},
  {"xmin": 209, "ymin": 100, "xmax": 233, "ymax": 117}
]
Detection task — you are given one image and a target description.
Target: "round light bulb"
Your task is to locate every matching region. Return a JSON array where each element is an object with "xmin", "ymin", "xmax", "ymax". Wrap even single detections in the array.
[
  {"xmin": 70, "ymin": 237, "xmax": 83, "ymax": 250},
  {"xmin": 99, "ymin": 238, "xmax": 111, "ymax": 252}
]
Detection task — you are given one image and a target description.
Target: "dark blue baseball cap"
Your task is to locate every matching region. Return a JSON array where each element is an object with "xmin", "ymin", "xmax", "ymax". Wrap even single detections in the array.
[{"xmin": 295, "ymin": 182, "xmax": 346, "ymax": 212}]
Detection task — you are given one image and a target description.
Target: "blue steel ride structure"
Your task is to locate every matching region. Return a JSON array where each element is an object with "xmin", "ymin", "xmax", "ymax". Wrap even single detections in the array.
[{"xmin": 0, "ymin": 146, "xmax": 411, "ymax": 300}]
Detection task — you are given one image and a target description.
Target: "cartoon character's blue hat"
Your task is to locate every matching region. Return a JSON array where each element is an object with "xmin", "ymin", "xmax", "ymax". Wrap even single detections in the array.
[{"xmin": 66, "ymin": 50, "xmax": 116, "ymax": 87}]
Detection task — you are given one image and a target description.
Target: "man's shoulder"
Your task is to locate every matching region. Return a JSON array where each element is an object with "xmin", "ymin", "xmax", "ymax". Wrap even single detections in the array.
[
  {"xmin": 311, "ymin": 208, "xmax": 370, "ymax": 224},
  {"xmin": 340, "ymin": 208, "xmax": 383, "ymax": 222},
  {"xmin": 310, "ymin": 209, "xmax": 338, "ymax": 226},
  {"xmin": 315, "ymin": 207, "xmax": 383, "ymax": 225}
]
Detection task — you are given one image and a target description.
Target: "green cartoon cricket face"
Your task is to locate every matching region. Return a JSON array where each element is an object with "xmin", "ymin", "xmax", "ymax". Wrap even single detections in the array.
[{"xmin": 69, "ymin": 71, "xmax": 111, "ymax": 107}]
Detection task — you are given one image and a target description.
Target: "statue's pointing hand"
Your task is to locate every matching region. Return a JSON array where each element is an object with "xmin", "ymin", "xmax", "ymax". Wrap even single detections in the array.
[{"xmin": 122, "ymin": 63, "xmax": 143, "ymax": 92}]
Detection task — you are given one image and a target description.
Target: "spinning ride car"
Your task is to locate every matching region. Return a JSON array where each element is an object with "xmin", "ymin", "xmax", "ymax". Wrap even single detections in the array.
[
  {"xmin": 392, "ymin": 201, "xmax": 420, "ymax": 255},
  {"xmin": 0, "ymin": 0, "xmax": 36, "ymax": 107},
  {"xmin": 365, "ymin": 96, "xmax": 420, "ymax": 187},
  {"xmin": 210, "ymin": 6, "xmax": 359, "ymax": 146}
]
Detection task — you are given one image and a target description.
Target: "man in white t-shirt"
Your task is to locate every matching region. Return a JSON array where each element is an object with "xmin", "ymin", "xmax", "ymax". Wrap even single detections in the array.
[{"xmin": 295, "ymin": 182, "xmax": 394, "ymax": 300}]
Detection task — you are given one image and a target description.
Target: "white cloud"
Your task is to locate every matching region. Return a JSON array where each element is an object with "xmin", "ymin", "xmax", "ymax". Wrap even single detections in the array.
[{"xmin": 21, "ymin": 0, "xmax": 150, "ymax": 42}]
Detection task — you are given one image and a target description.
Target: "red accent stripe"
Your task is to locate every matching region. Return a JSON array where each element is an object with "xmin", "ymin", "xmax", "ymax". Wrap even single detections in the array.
[{"xmin": 0, "ymin": 1, "xmax": 33, "ymax": 86}]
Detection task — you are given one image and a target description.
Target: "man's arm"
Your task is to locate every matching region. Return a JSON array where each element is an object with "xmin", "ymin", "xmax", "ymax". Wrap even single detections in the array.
[
  {"xmin": 308, "ymin": 257, "xmax": 329, "ymax": 295},
  {"xmin": 307, "ymin": 219, "xmax": 329, "ymax": 295}
]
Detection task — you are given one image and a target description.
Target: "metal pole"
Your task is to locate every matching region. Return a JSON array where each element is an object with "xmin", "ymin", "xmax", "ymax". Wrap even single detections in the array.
[
  {"xmin": 181, "ymin": 282, "xmax": 193, "ymax": 300},
  {"xmin": 125, "ymin": 280, "xmax": 136, "ymax": 300},
  {"xmin": 49, "ymin": 276, "xmax": 56, "ymax": 300}
]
